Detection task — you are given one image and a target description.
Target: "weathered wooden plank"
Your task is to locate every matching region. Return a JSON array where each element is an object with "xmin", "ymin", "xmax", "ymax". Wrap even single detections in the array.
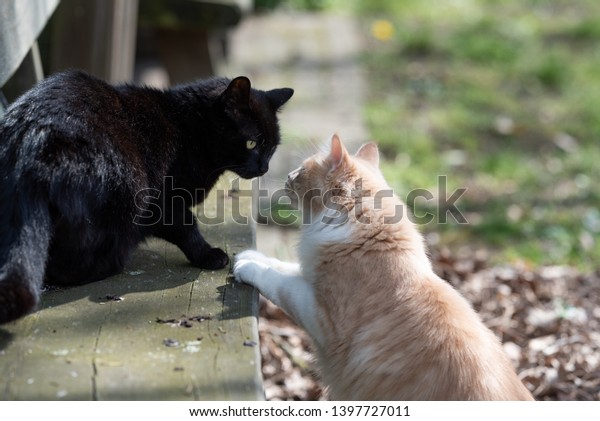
[{"xmin": 0, "ymin": 175, "xmax": 262, "ymax": 400}]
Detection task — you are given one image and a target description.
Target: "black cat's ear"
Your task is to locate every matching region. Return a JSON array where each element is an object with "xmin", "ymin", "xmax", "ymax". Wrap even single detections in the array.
[
  {"xmin": 266, "ymin": 88, "xmax": 294, "ymax": 111},
  {"xmin": 223, "ymin": 76, "xmax": 251, "ymax": 109}
]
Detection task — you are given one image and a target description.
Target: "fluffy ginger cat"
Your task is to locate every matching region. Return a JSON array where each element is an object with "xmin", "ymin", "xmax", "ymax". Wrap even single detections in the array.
[{"xmin": 234, "ymin": 134, "xmax": 533, "ymax": 400}]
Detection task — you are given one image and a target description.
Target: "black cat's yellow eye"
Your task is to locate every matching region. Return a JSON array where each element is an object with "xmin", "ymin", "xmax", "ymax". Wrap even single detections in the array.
[{"xmin": 246, "ymin": 140, "xmax": 257, "ymax": 150}]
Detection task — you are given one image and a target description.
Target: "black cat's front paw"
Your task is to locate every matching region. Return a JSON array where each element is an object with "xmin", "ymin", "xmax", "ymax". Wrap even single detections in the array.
[{"xmin": 193, "ymin": 247, "xmax": 229, "ymax": 270}]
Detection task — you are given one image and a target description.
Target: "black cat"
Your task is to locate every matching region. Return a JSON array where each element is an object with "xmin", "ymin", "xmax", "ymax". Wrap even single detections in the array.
[{"xmin": 0, "ymin": 69, "xmax": 293, "ymax": 324}]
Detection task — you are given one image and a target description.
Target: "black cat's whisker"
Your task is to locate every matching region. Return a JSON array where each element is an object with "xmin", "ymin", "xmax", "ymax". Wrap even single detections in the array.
[
  {"xmin": 306, "ymin": 136, "xmax": 327, "ymax": 150},
  {"xmin": 290, "ymin": 150, "xmax": 307, "ymax": 162},
  {"xmin": 206, "ymin": 162, "xmax": 270, "ymax": 183},
  {"xmin": 206, "ymin": 164, "xmax": 238, "ymax": 181}
]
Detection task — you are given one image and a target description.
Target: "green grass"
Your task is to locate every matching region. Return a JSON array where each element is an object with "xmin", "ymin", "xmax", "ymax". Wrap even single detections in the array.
[
  {"xmin": 267, "ymin": 0, "xmax": 600, "ymax": 270},
  {"xmin": 349, "ymin": 0, "xmax": 600, "ymax": 270}
]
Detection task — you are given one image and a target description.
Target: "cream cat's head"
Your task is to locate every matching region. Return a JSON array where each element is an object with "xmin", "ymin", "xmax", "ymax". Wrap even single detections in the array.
[{"xmin": 285, "ymin": 134, "xmax": 390, "ymax": 226}]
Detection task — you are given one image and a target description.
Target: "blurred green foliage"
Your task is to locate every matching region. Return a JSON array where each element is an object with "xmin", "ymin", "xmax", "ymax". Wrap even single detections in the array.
[
  {"xmin": 259, "ymin": 0, "xmax": 600, "ymax": 270},
  {"xmin": 334, "ymin": 0, "xmax": 600, "ymax": 270}
]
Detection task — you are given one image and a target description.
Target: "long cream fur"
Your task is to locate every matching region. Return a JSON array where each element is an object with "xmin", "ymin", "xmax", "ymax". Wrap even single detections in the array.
[{"xmin": 234, "ymin": 134, "xmax": 533, "ymax": 400}]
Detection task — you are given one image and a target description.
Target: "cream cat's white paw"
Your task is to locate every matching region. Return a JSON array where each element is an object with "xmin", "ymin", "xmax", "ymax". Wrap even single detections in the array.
[
  {"xmin": 233, "ymin": 253, "xmax": 268, "ymax": 285},
  {"xmin": 235, "ymin": 249, "xmax": 301, "ymax": 275},
  {"xmin": 233, "ymin": 250, "xmax": 323, "ymax": 348}
]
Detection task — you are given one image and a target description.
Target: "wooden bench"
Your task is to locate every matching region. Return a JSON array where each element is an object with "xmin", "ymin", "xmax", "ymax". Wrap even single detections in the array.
[
  {"xmin": 2, "ymin": 0, "xmax": 252, "ymax": 98},
  {"xmin": 0, "ymin": 176, "xmax": 263, "ymax": 400},
  {"xmin": 1, "ymin": 0, "xmax": 263, "ymax": 401},
  {"xmin": 137, "ymin": 0, "xmax": 253, "ymax": 83}
]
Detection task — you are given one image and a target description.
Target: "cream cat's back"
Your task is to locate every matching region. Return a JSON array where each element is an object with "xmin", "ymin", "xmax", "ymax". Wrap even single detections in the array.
[
  {"xmin": 298, "ymin": 140, "xmax": 532, "ymax": 400},
  {"xmin": 313, "ymin": 246, "xmax": 532, "ymax": 400}
]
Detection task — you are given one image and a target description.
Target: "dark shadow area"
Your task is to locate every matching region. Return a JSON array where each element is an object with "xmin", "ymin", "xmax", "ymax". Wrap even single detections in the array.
[
  {"xmin": 0, "ymin": 328, "xmax": 14, "ymax": 351},
  {"xmin": 36, "ymin": 244, "xmax": 201, "ymax": 311},
  {"xmin": 217, "ymin": 279, "xmax": 259, "ymax": 322}
]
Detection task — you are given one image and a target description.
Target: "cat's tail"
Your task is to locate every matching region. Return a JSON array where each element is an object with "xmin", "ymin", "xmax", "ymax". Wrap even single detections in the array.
[{"xmin": 0, "ymin": 187, "xmax": 52, "ymax": 324}]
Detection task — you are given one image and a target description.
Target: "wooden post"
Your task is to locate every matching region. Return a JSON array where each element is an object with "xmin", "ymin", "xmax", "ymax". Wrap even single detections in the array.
[
  {"xmin": 49, "ymin": 0, "xmax": 138, "ymax": 83},
  {"xmin": 2, "ymin": 42, "xmax": 45, "ymax": 103},
  {"xmin": 157, "ymin": 28, "xmax": 215, "ymax": 83},
  {"xmin": 137, "ymin": 0, "xmax": 251, "ymax": 84}
]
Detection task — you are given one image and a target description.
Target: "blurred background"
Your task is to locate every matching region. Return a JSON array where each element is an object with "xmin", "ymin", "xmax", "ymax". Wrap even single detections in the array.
[{"xmin": 1, "ymin": 0, "xmax": 598, "ymax": 401}]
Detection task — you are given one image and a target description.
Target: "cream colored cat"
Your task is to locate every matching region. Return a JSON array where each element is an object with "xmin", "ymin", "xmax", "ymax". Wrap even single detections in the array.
[{"xmin": 234, "ymin": 134, "xmax": 533, "ymax": 400}]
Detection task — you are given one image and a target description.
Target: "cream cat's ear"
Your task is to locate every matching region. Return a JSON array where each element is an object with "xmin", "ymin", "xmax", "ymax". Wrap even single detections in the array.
[
  {"xmin": 355, "ymin": 142, "xmax": 380, "ymax": 168},
  {"xmin": 329, "ymin": 133, "xmax": 348, "ymax": 171}
]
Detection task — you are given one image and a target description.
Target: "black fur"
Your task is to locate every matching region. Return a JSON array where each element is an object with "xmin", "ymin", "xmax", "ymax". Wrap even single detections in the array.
[{"xmin": 0, "ymin": 70, "xmax": 293, "ymax": 324}]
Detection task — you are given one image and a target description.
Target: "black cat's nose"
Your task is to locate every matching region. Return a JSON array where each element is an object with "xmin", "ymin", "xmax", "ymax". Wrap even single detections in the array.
[{"xmin": 260, "ymin": 162, "xmax": 269, "ymax": 174}]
